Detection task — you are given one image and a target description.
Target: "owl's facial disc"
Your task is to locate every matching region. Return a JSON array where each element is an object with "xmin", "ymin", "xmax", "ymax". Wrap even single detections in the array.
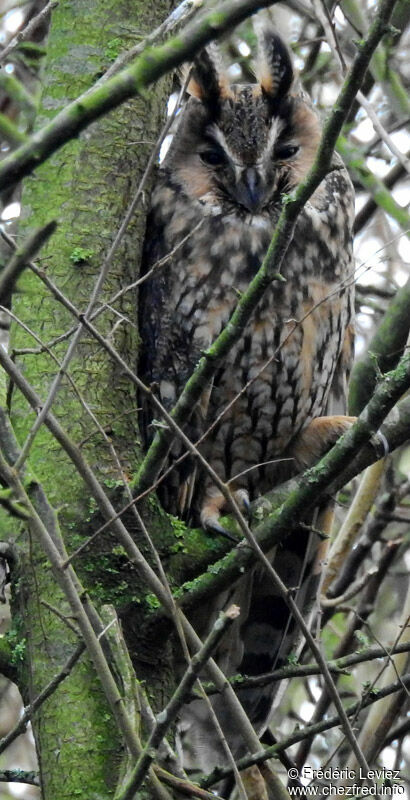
[
  {"xmin": 167, "ymin": 66, "xmax": 321, "ymax": 216},
  {"xmin": 197, "ymin": 111, "xmax": 302, "ymax": 213}
]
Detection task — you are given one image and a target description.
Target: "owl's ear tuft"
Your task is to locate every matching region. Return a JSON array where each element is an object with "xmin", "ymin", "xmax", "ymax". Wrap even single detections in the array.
[
  {"xmin": 256, "ymin": 30, "xmax": 294, "ymax": 102},
  {"xmin": 187, "ymin": 46, "xmax": 231, "ymax": 110}
]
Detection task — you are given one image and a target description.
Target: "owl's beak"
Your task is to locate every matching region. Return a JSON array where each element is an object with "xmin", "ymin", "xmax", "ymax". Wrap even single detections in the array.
[{"xmin": 235, "ymin": 167, "xmax": 265, "ymax": 213}]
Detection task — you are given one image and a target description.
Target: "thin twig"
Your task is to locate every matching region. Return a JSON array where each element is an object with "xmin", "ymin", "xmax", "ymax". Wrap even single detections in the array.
[{"xmin": 40, "ymin": 600, "xmax": 80, "ymax": 635}]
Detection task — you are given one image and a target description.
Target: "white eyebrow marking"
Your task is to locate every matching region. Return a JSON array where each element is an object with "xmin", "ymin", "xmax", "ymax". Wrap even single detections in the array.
[
  {"xmin": 264, "ymin": 117, "xmax": 285, "ymax": 155},
  {"xmin": 208, "ymin": 116, "xmax": 289, "ymax": 168},
  {"xmin": 208, "ymin": 124, "xmax": 240, "ymax": 165}
]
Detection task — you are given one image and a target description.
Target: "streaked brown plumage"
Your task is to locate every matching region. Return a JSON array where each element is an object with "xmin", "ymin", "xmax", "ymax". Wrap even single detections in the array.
[
  {"xmin": 139, "ymin": 31, "xmax": 354, "ymax": 530},
  {"xmin": 138, "ymin": 30, "xmax": 355, "ymax": 787}
]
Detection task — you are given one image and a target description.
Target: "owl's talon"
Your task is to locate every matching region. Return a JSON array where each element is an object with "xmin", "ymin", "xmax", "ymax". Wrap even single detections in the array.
[
  {"xmin": 234, "ymin": 488, "xmax": 251, "ymax": 520},
  {"xmin": 243, "ymin": 497, "xmax": 251, "ymax": 519},
  {"xmin": 292, "ymin": 415, "xmax": 357, "ymax": 470},
  {"xmin": 203, "ymin": 519, "xmax": 239, "ymax": 543},
  {"xmin": 201, "ymin": 490, "xmax": 245, "ymax": 542}
]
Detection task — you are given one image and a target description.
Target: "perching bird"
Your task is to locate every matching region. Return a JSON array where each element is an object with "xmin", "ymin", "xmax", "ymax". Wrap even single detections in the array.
[{"xmin": 138, "ymin": 28, "xmax": 355, "ymax": 789}]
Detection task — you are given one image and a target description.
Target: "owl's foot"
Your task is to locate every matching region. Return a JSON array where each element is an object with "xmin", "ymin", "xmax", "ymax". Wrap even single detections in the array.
[
  {"xmin": 200, "ymin": 487, "xmax": 250, "ymax": 541},
  {"xmin": 234, "ymin": 487, "xmax": 251, "ymax": 518},
  {"xmin": 292, "ymin": 415, "xmax": 357, "ymax": 470}
]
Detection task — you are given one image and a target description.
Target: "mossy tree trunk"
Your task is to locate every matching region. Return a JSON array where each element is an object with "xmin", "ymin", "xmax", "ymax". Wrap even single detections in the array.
[{"xmin": 5, "ymin": 1, "xmax": 174, "ymax": 798}]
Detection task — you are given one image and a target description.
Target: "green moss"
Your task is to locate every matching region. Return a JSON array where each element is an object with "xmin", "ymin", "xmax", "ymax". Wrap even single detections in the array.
[
  {"xmin": 69, "ymin": 246, "xmax": 95, "ymax": 264},
  {"xmin": 253, "ymin": 498, "xmax": 273, "ymax": 521},
  {"xmin": 111, "ymin": 544, "xmax": 127, "ymax": 557},
  {"xmin": 103, "ymin": 478, "xmax": 124, "ymax": 490},
  {"xmin": 144, "ymin": 593, "xmax": 161, "ymax": 610},
  {"xmin": 169, "ymin": 540, "xmax": 188, "ymax": 554},
  {"xmin": 169, "ymin": 514, "xmax": 187, "ymax": 537},
  {"xmin": 355, "ymin": 630, "xmax": 371, "ymax": 651},
  {"xmin": 286, "ymin": 653, "xmax": 299, "ymax": 666},
  {"xmin": 208, "ymin": 559, "xmax": 230, "ymax": 575},
  {"xmin": 104, "ymin": 37, "xmax": 123, "ymax": 61},
  {"xmin": 5, "ymin": 628, "xmax": 27, "ymax": 665}
]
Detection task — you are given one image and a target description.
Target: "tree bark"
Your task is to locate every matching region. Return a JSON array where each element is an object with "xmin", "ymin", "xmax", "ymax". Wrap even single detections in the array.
[{"xmin": 6, "ymin": 1, "xmax": 173, "ymax": 797}]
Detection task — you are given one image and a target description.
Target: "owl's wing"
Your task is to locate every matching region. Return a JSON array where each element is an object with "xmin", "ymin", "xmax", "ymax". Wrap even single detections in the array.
[
  {"xmin": 324, "ymin": 160, "xmax": 356, "ymax": 416},
  {"xmin": 138, "ymin": 207, "xmax": 169, "ymax": 448},
  {"xmin": 138, "ymin": 205, "xmax": 210, "ymax": 518},
  {"xmin": 327, "ymin": 319, "xmax": 355, "ymax": 415}
]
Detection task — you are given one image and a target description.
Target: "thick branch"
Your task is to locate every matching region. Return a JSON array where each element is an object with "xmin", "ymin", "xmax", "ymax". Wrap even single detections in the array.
[{"xmin": 349, "ymin": 278, "xmax": 410, "ymax": 415}]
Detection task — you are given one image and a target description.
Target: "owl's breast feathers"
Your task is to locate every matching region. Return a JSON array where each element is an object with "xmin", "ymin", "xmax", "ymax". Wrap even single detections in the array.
[{"xmin": 139, "ymin": 158, "xmax": 354, "ymax": 518}]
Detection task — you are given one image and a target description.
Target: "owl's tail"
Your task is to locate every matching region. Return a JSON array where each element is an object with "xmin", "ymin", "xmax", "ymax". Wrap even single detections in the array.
[{"xmin": 177, "ymin": 507, "xmax": 330, "ymax": 799}]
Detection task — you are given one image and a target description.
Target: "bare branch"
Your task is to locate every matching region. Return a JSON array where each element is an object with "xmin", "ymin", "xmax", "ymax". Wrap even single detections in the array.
[
  {"xmin": 197, "ymin": 641, "xmax": 410, "ymax": 697},
  {"xmin": 0, "ymin": 770, "xmax": 39, "ymax": 786}
]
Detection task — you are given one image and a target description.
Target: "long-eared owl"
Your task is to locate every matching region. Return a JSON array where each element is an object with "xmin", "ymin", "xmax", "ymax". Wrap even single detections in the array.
[
  {"xmin": 139, "ymin": 28, "xmax": 355, "ymax": 783},
  {"xmin": 139, "ymin": 30, "xmax": 355, "ymax": 529}
]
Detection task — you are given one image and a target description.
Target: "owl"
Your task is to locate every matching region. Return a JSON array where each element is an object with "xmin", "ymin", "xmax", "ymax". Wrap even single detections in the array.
[
  {"xmin": 138, "ymin": 29, "xmax": 355, "ymax": 787},
  {"xmin": 139, "ymin": 30, "xmax": 355, "ymax": 531}
]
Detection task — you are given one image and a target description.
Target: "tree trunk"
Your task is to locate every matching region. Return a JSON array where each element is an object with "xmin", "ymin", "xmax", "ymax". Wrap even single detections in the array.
[{"xmin": 6, "ymin": 1, "xmax": 173, "ymax": 797}]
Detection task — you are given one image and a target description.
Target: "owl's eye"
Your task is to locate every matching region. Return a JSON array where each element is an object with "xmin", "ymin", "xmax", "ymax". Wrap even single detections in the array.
[
  {"xmin": 200, "ymin": 149, "xmax": 226, "ymax": 167},
  {"xmin": 275, "ymin": 144, "xmax": 299, "ymax": 160}
]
